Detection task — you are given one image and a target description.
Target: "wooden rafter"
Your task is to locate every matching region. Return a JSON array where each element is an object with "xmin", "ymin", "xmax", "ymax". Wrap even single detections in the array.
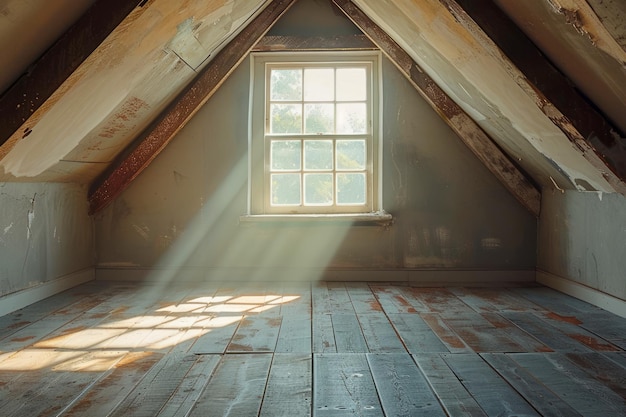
[
  {"xmin": 332, "ymin": 0, "xmax": 541, "ymax": 216},
  {"xmin": 0, "ymin": 0, "xmax": 143, "ymax": 149},
  {"xmin": 88, "ymin": 0, "xmax": 298, "ymax": 214},
  {"xmin": 448, "ymin": 0, "xmax": 626, "ymax": 188}
]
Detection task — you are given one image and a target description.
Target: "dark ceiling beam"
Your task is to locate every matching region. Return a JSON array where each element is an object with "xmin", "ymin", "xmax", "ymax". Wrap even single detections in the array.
[
  {"xmin": 332, "ymin": 0, "xmax": 541, "ymax": 216},
  {"xmin": 447, "ymin": 0, "xmax": 626, "ymax": 186},
  {"xmin": 88, "ymin": 0, "xmax": 298, "ymax": 214},
  {"xmin": 253, "ymin": 34, "xmax": 375, "ymax": 51},
  {"xmin": 0, "ymin": 0, "xmax": 143, "ymax": 148}
]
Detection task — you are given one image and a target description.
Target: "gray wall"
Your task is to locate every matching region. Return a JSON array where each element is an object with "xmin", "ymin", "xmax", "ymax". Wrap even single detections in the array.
[
  {"xmin": 538, "ymin": 190, "xmax": 626, "ymax": 300},
  {"xmin": 0, "ymin": 183, "xmax": 93, "ymax": 296},
  {"xmin": 94, "ymin": 53, "xmax": 536, "ymax": 280}
]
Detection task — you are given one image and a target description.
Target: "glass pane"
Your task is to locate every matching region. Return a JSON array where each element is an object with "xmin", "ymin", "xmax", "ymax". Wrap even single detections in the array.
[
  {"xmin": 336, "ymin": 140, "xmax": 366, "ymax": 170},
  {"xmin": 304, "ymin": 140, "xmax": 333, "ymax": 170},
  {"xmin": 304, "ymin": 68, "xmax": 334, "ymax": 101},
  {"xmin": 304, "ymin": 103, "xmax": 334, "ymax": 134},
  {"xmin": 304, "ymin": 173, "xmax": 333, "ymax": 205},
  {"xmin": 271, "ymin": 140, "xmax": 301, "ymax": 170},
  {"xmin": 336, "ymin": 68, "xmax": 366, "ymax": 101},
  {"xmin": 271, "ymin": 173, "xmax": 301, "ymax": 206},
  {"xmin": 337, "ymin": 103, "xmax": 367, "ymax": 134},
  {"xmin": 270, "ymin": 104, "xmax": 302, "ymax": 134},
  {"xmin": 337, "ymin": 173, "xmax": 366, "ymax": 205},
  {"xmin": 270, "ymin": 69, "xmax": 302, "ymax": 101}
]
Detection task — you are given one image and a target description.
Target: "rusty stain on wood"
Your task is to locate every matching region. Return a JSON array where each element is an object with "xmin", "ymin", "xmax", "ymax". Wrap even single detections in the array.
[
  {"xmin": 88, "ymin": 0, "xmax": 298, "ymax": 214},
  {"xmin": 333, "ymin": 0, "xmax": 541, "ymax": 216}
]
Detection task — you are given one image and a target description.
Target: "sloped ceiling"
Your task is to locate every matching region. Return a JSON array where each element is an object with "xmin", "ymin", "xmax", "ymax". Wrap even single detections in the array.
[{"xmin": 0, "ymin": 0, "xmax": 625, "ymax": 212}]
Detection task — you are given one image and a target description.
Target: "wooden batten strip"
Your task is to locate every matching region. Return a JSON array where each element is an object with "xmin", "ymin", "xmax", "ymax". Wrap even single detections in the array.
[
  {"xmin": 88, "ymin": 0, "xmax": 298, "ymax": 214},
  {"xmin": 332, "ymin": 0, "xmax": 541, "ymax": 216},
  {"xmin": 0, "ymin": 0, "xmax": 143, "ymax": 150}
]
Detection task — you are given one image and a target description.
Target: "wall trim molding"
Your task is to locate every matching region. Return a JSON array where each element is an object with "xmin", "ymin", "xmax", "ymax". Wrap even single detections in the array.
[
  {"xmin": 537, "ymin": 269, "xmax": 626, "ymax": 318},
  {"xmin": 0, "ymin": 268, "xmax": 95, "ymax": 317},
  {"xmin": 96, "ymin": 267, "xmax": 535, "ymax": 286}
]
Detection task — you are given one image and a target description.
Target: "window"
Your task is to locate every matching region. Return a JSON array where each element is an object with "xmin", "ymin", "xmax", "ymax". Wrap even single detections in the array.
[{"xmin": 249, "ymin": 52, "xmax": 382, "ymax": 217}]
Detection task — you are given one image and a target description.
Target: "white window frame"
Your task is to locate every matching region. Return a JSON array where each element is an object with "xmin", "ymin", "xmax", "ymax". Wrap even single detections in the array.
[{"xmin": 247, "ymin": 51, "xmax": 383, "ymax": 218}]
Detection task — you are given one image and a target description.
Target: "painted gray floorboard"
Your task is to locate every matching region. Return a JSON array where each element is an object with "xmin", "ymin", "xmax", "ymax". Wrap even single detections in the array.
[
  {"xmin": 357, "ymin": 312, "xmax": 406, "ymax": 352},
  {"xmin": 441, "ymin": 353, "xmax": 540, "ymax": 417},
  {"xmin": 412, "ymin": 353, "xmax": 487, "ymax": 417},
  {"xmin": 386, "ymin": 313, "xmax": 449, "ymax": 353},
  {"xmin": 156, "ymin": 355, "xmax": 221, "ymax": 417},
  {"xmin": 367, "ymin": 353, "xmax": 446, "ymax": 417},
  {"xmin": 110, "ymin": 353, "xmax": 198, "ymax": 417},
  {"xmin": 482, "ymin": 353, "xmax": 582, "ymax": 417},
  {"xmin": 603, "ymin": 351, "xmax": 626, "ymax": 370},
  {"xmin": 331, "ymin": 313, "xmax": 368, "ymax": 353},
  {"xmin": 502, "ymin": 312, "xmax": 593, "ymax": 352},
  {"xmin": 313, "ymin": 353, "xmax": 383, "ymax": 416},
  {"xmin": 260, "ymin": 353, "xmax": 312, "ymax": 417},
  {"xmin": 188, "ymin": 353, "xmax": 273, "ymax": 417},
  {"xmin": 508, "ymin": 353, "xmax": 626, "ymax": 417}
]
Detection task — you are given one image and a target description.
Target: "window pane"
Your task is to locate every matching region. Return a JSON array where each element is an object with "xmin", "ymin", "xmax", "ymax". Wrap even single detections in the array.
[
  {"xmin": 337, "ymin": 173, "xmax": 366, "ymax": 205},
  {"xmin": 271, "ymin": 140, "xmax": 301, "ymax": 170},
  {"xmin": 304, "ymin": 103, "xmax": 334, "ymax": 134},
  {"xmin": 304, "ymin": 68, "xmax": 334, "ymax": 101},
  {"xmin": 337, "ymin": 103, "xmax": 367, "ymax": 134},
  {"xmin": 336, "ymin": 68, "xmax": 366, "ymax": 101},
  {"xmin": 304, "ymin": 140, "xmax": 333, "ymax": 170},
  {"xmin": 271, "ymin": 173, "xmax": 301, "ymax": 206},
  {"xmin": 270, "ymin": 104, "xmax": 302, "ymax": 134},
  {"xmin": 304, "ymin": 173, "xmax": 333, "ymax": 205},
  {"xmin": 270, "ymin": 69, "xmax": 302, "ymax": 101},
  {"xmin": 336, "ymin": 140, "xmax": 366, "ymax": 170}
]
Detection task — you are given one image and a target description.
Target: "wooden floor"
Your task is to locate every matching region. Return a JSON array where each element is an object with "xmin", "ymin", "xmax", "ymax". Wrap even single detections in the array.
[{"xmin": 0, "ymin": 281, "xmax": 625, "ymax": 416}]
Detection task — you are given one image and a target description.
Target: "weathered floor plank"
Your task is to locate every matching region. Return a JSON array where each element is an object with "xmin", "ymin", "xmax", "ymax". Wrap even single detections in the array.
[
  {"xmin": 260, "ymin": 353, "xmax": 312, "ymax": 417},
  {"xmin": 387, "ymin": 313, "xmax": 449, "ymax": 353},
  {"xmin": 412, "ymin": 353, "xmax": 488, "ymax": 417},
  {"xmin": 313, "ymin": 353, "xmax": 383, "ymax": 416},
  {"xmin": 502, "ymin": 312, "xmax": 594, "ymax": 352},
  {"xmin": 188, "ymin": 353, "xmax": 272, "ymax": 417},
  {"xmin": 357, "ymin": 312, "xmax": 406, "ymax": 353},
  {"xmin": 482, "ymin": 353, "xmax": 582, "ymax": 417},
  {"xmin": 441, "ymin": 353, "xmax": 540, "ymax": 416},
  {"xmin": 109, "ymin": 353, "xmax": 199, "ymax": 417},
  {"xmin": 0, "ymin": 281, "xmax": 624, "ymax": 416},
  {"xmin": 508, "ymin": 353, "xmax": 626, "ymax": 416},
  {"xmin": 332, "ymin": 313, "xmax": 368, "ymax": 353},
  {"xmin": 367, "ymin": 353, "xmax": 446, "ymax": 416}
]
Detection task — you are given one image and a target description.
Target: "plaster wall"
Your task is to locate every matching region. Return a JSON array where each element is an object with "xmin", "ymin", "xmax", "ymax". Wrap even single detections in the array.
[
  {"xmin": 0, "ymin": 183, "xmax": 94, "ymax": 297},
  {"xmin": 94, "ymin": 54, "xmax": 536, "ymax": 281},
  {"xmin": 538, "ymin": 190, "xmax": 626, "ymax": 301}
]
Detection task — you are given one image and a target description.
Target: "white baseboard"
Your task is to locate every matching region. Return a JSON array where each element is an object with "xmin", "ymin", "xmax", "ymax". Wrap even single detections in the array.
[
  {"xmin": 96, "ymin": 266, "xmax": 535, "ymax": 286},
  {"xmin": 537, "ymin": 270, "xmax": 626, "ymax": 318},
  {"xmin": 0, "ymin": 268, "xmax": 95, "ymax": 317}
]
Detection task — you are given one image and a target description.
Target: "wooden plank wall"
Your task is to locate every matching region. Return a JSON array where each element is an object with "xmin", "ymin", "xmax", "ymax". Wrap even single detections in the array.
[{"xmin": 0, "ymin": 281, "xmax": 625, "ymax": 416}]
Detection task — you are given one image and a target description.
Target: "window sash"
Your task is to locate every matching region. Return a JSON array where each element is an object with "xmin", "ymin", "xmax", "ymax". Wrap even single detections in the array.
[{"xmin": 249, "ymin": 52, "xmax": 381, "ymax": 216}]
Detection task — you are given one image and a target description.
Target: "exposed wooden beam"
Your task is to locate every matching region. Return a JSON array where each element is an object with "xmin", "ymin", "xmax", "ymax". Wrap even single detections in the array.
[
  {"xmin": 450, "ymin": 0, "xmax": 626, "ymax": 187},
  {"xmin": 332, "ymin": 0, "xmax": 541, "ymax": 216},
  {"xmin": 253, "ymin": 34, "xmax": 375, "ymax": 51},
  {"xmin": 0, "ymin": 0, "xmax": 143, "ymax": 148},
  {"xmin": 88, "ymin": 0, "xmax": 298, "ymax": 214}
]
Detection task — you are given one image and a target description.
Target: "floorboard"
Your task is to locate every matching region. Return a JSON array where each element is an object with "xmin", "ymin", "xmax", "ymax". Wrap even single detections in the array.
[{"xmin": 0, "ymin": 281, "xmax": 624, "ymax": 416}]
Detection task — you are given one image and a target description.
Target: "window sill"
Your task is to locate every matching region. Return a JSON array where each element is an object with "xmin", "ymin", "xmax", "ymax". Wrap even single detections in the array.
[{"xmin": 239, "ymin": 211, "xmax": 393, "ymax": 227}]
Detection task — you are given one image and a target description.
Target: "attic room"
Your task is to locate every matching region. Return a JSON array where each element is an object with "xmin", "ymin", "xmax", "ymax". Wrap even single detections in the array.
[{"xmin": 0, "ymin": 0, "xmax": 625, "ymax": 415}]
